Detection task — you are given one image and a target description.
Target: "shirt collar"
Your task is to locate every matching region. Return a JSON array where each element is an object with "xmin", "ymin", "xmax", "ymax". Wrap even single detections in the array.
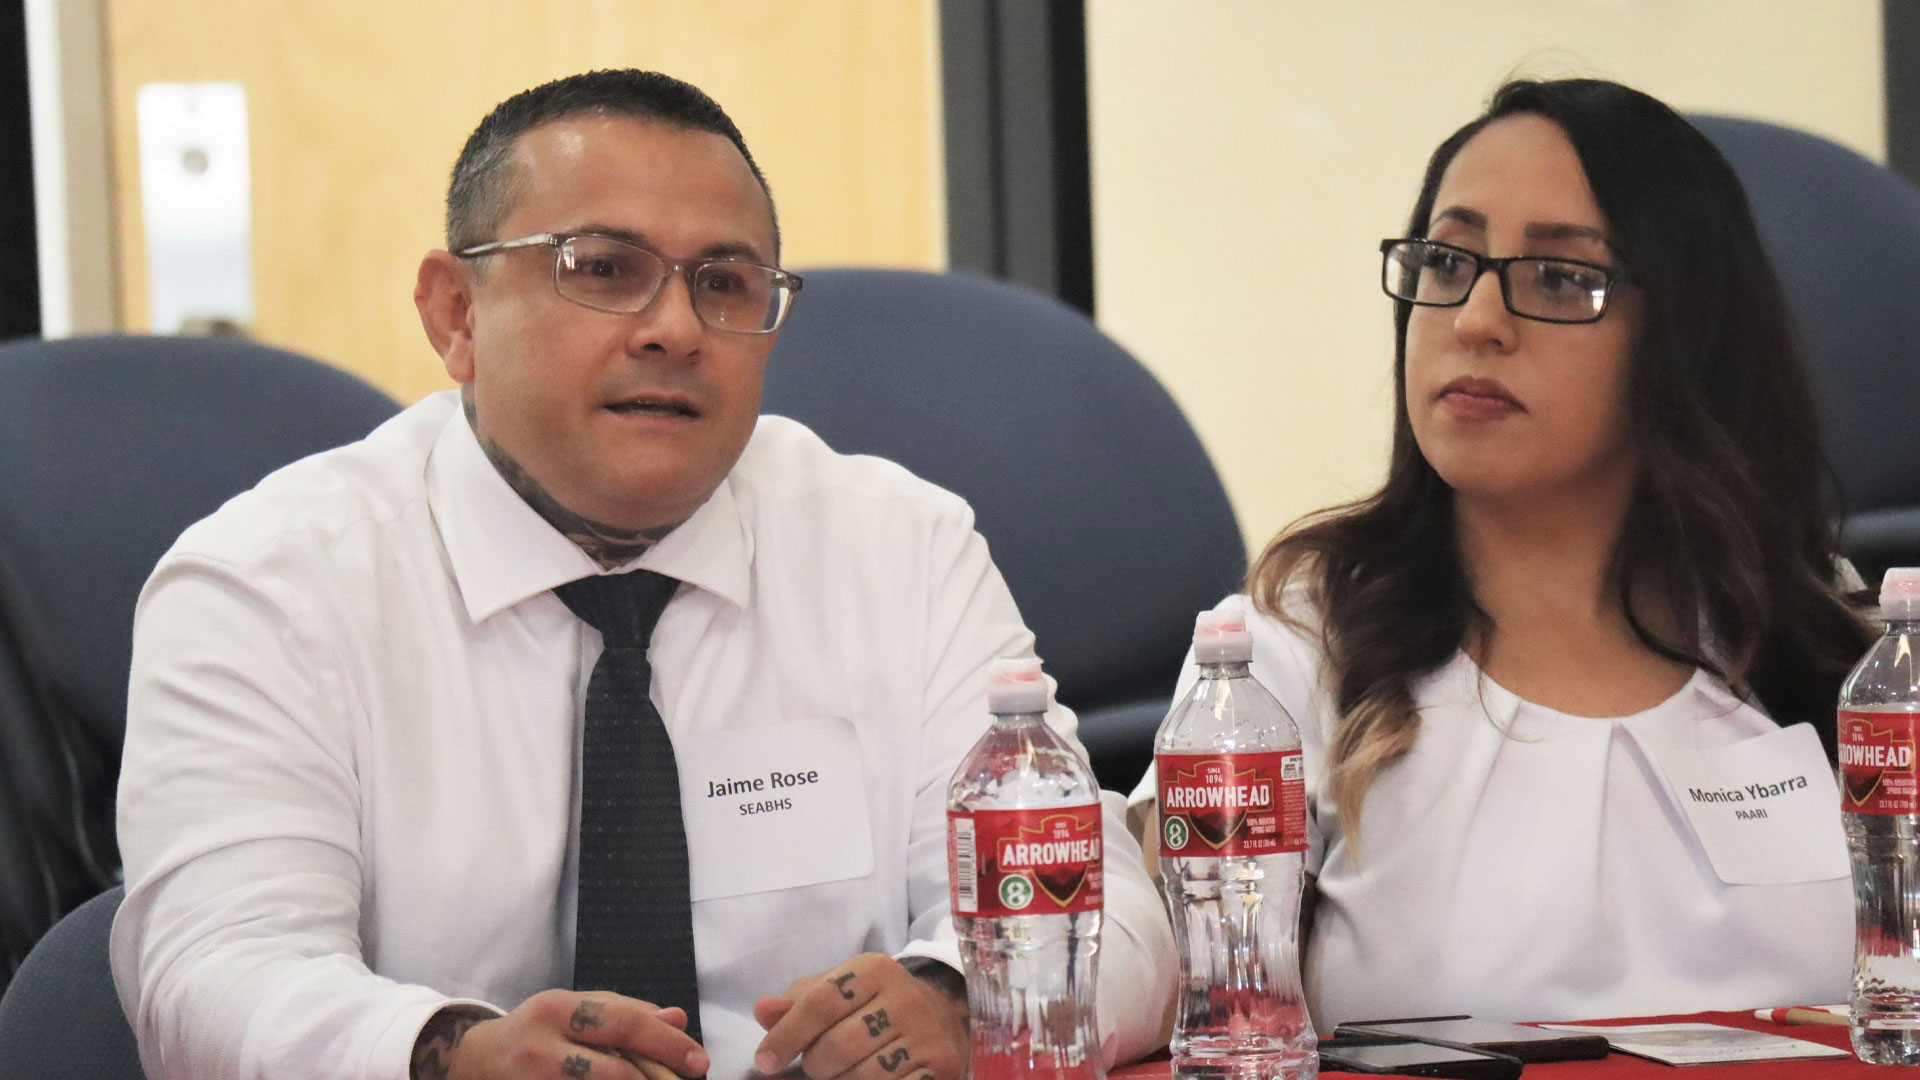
[{"xmin": 426, "ymin": 394, "xmax": 753, "ymax": 623}]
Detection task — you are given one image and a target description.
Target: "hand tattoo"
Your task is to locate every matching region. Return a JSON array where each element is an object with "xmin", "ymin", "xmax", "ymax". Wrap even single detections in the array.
[
  {"xmin": 410, "ymin": 1004, "xmax": 495, "ymax": 1080},
  {"xmin": 464, "ymin": 387, "xmax": 678, "ymax": 569},
  {"xmin": 561, "ymin": 1053, "xmax": 593, "ymax": 1078},
  {"xmin": 570, "ymin": 999, "xmax": 606, "ymax": 1034},
  {"xmin": 831, "ymin": 972, "xmax": 859, "ymax": 1000},
  {"xmin": 863, "ymin": 1009, "xmax": 892, "ymax": 1037},
  {"xmin": 876, "ymin": 1046, "xmax": 911, "ymax": 1072}
]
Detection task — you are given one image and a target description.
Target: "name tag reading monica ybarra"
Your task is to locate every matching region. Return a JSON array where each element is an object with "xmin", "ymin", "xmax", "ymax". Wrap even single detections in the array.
[{"xmin": 1648, "ymin": 722, "xmax": 1847, "ymax": 886}]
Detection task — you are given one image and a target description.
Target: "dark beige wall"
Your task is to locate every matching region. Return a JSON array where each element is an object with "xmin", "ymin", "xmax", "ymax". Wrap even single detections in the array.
[{"xmin": 106, "ymin": 1, "xmax": 944, "ymax": 402}]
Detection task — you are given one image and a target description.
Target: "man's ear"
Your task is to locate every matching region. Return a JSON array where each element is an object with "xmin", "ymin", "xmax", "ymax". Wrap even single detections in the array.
[{"xmin": 415, "ymin": 250, "xmax": 477, "ymax": 384}]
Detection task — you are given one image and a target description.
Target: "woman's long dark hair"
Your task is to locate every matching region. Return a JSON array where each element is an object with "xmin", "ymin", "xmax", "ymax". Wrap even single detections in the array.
[{"xmin": 1249, "ymin": 79, "xmax": 1875, "ymax": 840}]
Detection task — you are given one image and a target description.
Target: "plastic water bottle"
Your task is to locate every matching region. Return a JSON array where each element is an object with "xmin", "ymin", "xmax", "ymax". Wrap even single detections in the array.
[
  {"xmin": 1155, "ymin": 608, "xmax": 1315, "ymax": 1080},
  {"xmin": 1843, "ymin": 567, "xmax": 1920, "ymax": 1064},
  {"xmin": 948, "ymin": 657, "xmax": 1106, "ymax": 1080}
]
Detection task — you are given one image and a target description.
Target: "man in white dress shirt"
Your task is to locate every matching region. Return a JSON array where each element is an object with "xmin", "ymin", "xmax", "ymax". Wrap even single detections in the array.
[{"xmin": 111, "ymin": 70, "xmax": 1173, "ymax": 1080}]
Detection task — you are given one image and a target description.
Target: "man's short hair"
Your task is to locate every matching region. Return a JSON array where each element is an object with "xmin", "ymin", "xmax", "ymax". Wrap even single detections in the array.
[{"xmin": 445, "ymin": 69, "xmax": 778, "ymax": 256}]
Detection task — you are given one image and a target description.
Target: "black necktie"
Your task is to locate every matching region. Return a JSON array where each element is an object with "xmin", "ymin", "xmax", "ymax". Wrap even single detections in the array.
[{"xmin": 555, "ymin": 570, "xmax": 701, "ymax": 1039}]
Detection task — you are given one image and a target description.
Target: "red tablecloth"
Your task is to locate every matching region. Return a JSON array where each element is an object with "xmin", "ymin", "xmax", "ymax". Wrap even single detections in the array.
[{"xmin": 1111, "ymin": 1010, "xmax": 1872, "ymax": 1078}]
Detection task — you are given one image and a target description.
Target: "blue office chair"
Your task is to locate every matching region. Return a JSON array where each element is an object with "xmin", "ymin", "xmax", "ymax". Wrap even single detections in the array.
[
  {"xmin": 0, "ymin": 885, "xmax": 139, "ymax": 1080},
  {"xmin": 764, "ymin": 269, "xmax": 1245, "ymax": 789},
  {"xmin": 0, "ymin": 336, "xmax": 400, "ymax": 991},
  {"xmin": 1692, "ymin": 116, "xmax": 1920, "ymax": 583}
]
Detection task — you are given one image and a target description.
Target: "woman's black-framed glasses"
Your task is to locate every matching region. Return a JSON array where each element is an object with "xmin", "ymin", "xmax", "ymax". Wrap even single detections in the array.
[
  {"xmin": 1379, "ymin": 238, "xmax": 1626, "ymax": 324},
  {"xmin": 455, "ymin": 232, "xmax": 803, "ymax": 334}
]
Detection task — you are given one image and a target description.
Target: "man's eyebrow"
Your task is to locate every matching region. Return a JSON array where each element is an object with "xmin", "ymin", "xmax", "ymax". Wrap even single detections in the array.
[
  {"xmin": 569, "ymin": 225, "xmax": 771, "ymax": 265},
  {"xmin": 572, "ymin": 224, "xmax": 647, "ymax": 246},
  {"xmin": 696, "ymin": 241, "xmax": 768, "ymax": 263}
]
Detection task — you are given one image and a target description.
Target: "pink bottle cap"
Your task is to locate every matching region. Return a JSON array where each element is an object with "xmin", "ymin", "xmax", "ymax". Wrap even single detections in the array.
[
  {"xmin": 1193, "ymin": 606, "xmax": 1253, "ymax": 663},
  {"xmin": 1884, "ymin": 568, "xmax": 1920, "ymax": 621},
  {"xmin": 987, "ymin": 657, "xmax": 1049, "ymax": 715}
]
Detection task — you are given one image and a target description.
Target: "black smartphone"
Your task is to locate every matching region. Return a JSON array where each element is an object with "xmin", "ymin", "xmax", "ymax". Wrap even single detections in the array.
[
  {"xmin": 1337, "ymin": 1015, "xmax": 1611, "ymax": 1063},
  {"xmin": 1316, "ymin": 1034, "xmax": 1523, "ymax": 1079}
]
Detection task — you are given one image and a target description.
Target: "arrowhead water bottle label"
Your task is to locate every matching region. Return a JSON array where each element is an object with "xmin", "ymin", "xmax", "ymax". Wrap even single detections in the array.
[
  {"xmin": 1840, "ymin": 710, "xmax": 1920, "ymax": 814},
  {"xmin": 947, "ymin": 806, "xmax": 1104, "ymax": 916},
  {"xmin": 1157, "ymin": 750, "xmax": 1307, "ymax": 856}
]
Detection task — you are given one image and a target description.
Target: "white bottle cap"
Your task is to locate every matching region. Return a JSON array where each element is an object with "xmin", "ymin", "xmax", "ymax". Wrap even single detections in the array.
[
  {"xmin": 987, "ymin": 657, "xmax": 1049, "ymax": 715},
  {"xmin": 1883, "ymin": 568, "xmax": 1920, "ymax": 620},
  {"xmin": 1192, "ymin": 606, "xmax": 1253, "ymax": 664}
]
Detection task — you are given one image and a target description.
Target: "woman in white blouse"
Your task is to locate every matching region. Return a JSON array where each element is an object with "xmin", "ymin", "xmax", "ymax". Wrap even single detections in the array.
[{"xmin": 1136, "ymin": 78, "xmax": 1876, "ymax": 1027}]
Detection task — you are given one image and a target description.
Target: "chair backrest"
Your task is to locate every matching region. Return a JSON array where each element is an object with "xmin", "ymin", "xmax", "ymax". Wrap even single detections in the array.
[
  {"xmin": 763, "ymin": 269, "xmax": 1244, "ymax": 772},
  {"xmin": 1691, "ymin": 115, "xmax": 1920, "ymax": 580},
  {"xmin": 0, "ymin": 885, "xmax": 139, "ymax": 1080},
  {"xmin": 0, "ymin": 335, "xmax": 399, "ymax": 988}
]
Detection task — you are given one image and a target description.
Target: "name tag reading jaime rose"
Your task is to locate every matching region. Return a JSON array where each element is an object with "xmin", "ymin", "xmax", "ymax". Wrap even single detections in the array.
[
  {"xmin": 1650, "ymin": 722, "xmax": 1848, "ymax": 885},
  {"xmin": 676, "ymin": 719, "xmax": 874, "ymax": 902}
]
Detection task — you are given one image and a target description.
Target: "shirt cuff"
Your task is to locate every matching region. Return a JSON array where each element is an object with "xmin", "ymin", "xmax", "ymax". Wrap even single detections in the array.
[
  {"xmin": 897, "ymin": 955, "xmax": 967, "ymax": 1005},
  {"xmin": 893, "ymin": 940, "xmax": 964, "ymax": 979},
  {"xmin": 378, "ymin": 996, "xmax": 505, "ymax": 1080}
]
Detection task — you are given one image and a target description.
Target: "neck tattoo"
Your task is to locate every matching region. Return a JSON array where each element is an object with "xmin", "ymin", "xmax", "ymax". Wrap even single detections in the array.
[{"xmin": 465, "ymin": 392, "xmax": 678, "ymax": 570}]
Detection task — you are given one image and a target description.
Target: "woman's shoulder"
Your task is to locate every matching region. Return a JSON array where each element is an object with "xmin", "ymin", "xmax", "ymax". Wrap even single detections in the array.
[
  {"xmin": 1204, "ymin": 587, "xmax": 1338, "ymax": 728},
  {"xmin": 1236, "ymin": 584, "xmax": 1329, "ymax": 667},
  {"xmin": 1129, "ymin": 588, "xmax": 1342, "ymax": 808}
]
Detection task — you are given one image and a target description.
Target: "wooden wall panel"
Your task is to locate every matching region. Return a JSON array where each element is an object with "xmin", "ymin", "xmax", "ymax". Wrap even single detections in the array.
[{"xmin": 105, "ymin": 1, "xmax": 943, "ymax": 403}]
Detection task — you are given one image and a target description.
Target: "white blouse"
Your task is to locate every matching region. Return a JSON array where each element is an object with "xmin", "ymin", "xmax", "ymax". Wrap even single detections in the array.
[{"xmin": 1132, "ymin": 595, "xmax": 1851, "ymax": 1028}]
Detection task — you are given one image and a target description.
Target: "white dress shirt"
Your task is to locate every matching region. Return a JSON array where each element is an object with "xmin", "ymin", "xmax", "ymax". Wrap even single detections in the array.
[
  {"xmin": 114, "ymin": 391, "xmax": 1174, "ymax": 1080},
  {"xmin": 1132, "ymin": 593, "xmax": 1850, "ymax": 1027}
]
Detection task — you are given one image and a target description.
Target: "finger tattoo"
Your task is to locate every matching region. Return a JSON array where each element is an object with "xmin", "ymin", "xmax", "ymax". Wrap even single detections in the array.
[
  {"xmin": 863, "ymin": 1009, "xmax": 892, "ymax": 1038},
  {"xmin": 569, "ymin": 999, "xmax": 606, "ymax": 1034},
  {"xmin": 561, "ymin": 1054, "xmax": 593, "ymax": 1079},
  {"xmin": 876, "ymin": 1047, "xmax": 911, "ymax": 1072},
  {"xmin": 831, "ymin": 972, "xmax": 858, "ymax": 999}
]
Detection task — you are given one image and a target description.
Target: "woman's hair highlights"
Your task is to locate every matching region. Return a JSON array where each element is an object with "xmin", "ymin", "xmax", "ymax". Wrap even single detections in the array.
[{"xmin": 1248, "ymin": 78, "xmax": 1874, "ymax": 844}]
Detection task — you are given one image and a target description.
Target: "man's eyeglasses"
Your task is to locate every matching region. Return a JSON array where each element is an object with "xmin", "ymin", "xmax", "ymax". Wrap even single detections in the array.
[
  {"xmin": 1379, "ymin": 238, "xmax": 1626, "ymax": 324},
  {"xmin": 455, "ymin": 232, "xmax": 803, "ymax": 334}
]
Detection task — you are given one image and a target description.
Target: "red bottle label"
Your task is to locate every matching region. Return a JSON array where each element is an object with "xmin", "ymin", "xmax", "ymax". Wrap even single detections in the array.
[
  {"xmin": 1840, "ymin": 709, "xmax": 1920, "ymax": 814},
  {"xmin": 947, "ymin": 805, "xmax": 1104, "ymax": 917},
  {"xmin": 1157, "ymin": 750, "xmax": 1306, "ymax": 856}
]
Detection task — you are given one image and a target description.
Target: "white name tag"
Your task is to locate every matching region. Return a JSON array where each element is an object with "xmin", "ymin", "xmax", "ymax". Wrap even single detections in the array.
[
  {"xmin": 1650, "ymin": 722, "xmax": 1848, "ymax": 885},
  {"xmin": 677, "ymin": 718, "xmax": 875, "ymax": 902}
]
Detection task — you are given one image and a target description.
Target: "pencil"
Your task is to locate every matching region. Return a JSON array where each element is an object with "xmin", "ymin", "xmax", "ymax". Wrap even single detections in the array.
[{"xmin": 1754, "ymin": 1006, "xmax": 1850, "ymax": 1027}]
